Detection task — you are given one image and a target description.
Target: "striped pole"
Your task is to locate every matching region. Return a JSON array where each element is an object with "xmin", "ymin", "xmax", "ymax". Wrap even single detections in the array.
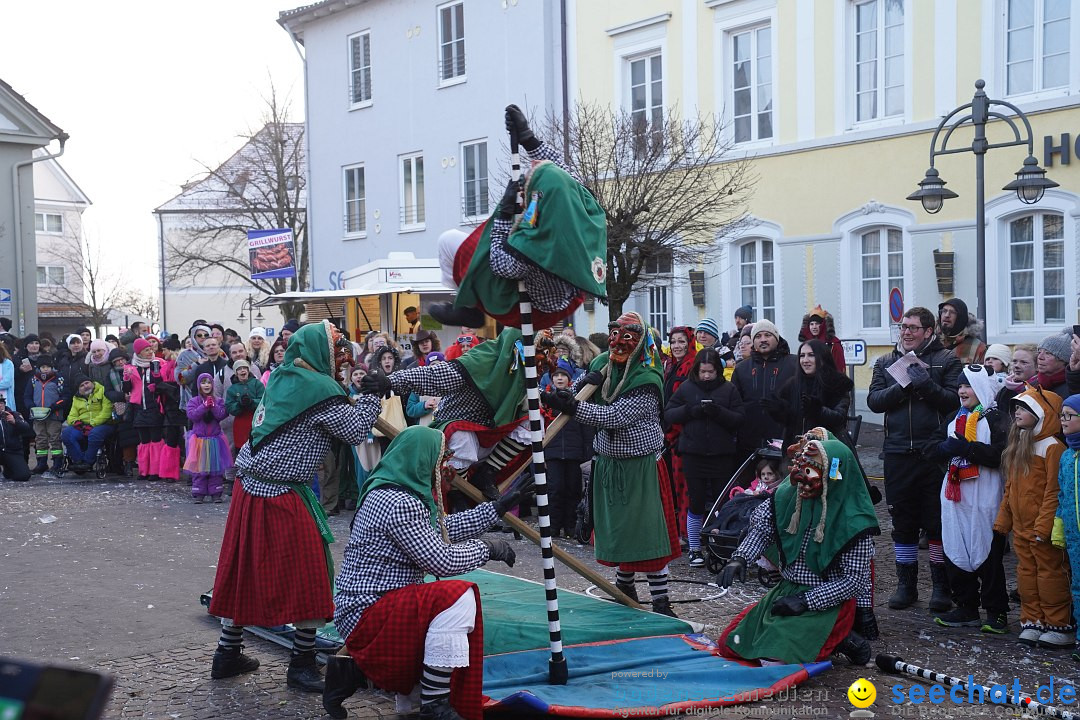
[{"xmin": 510, "ymin": 126, "xmax": 568, "ymax": 685}]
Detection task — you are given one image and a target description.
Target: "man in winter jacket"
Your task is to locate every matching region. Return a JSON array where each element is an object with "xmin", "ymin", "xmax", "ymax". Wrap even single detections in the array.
[
  {"xmin": 0, "ymin": 394, "xmax": 33, "ymax": 481},
  {"xmin": 62, "ymin": 375, "xmax": 115, "ymax": 472},
  {"xmin": 938, "ymin": 298, "xmax": 986, "ymax": 364},
  {"xmin": 731, "ymin": 318, "xmax": 798, "ymax": 462},
  {"xmin": 868, "ymin": 306, "xmax": 961, "ymax": 613}
]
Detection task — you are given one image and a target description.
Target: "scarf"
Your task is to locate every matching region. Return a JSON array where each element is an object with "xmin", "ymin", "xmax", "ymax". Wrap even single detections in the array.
[
  {"xmin": 132, "ymin": 354, "xmax": 151, "ymax": 369},
  {"xmin": 1066, "ymin": 433, "xmax": 1080, "ymax": 450},
  {"xmin": 1035, "ymin": 368, "xmax": 1066, "ymax": 391},
  {"xmin": 1004, "ymin": 376, "xmax": 1027, "ymax": 392},
  {"xmin": 945, "ymin": 406, "xmax": 982, "ymax": 501}
]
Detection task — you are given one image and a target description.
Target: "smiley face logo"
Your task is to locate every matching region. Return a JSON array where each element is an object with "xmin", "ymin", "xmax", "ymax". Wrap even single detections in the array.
[{"xmin": 848, "ymin": 678, "xmax": 876, "ymax": 708}]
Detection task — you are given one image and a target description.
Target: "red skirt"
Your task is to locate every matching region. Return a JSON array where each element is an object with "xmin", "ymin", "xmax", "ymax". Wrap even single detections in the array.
[
  {"xmin": 597, "ymin": 459, "xmax": 681, "ymax": 573},
  {"xmin": 208, "ymin": 483, "xmax": 334, "ymax": 627},
  {"xmin": 232, "ymin": 411, "xmax": 253, "ymax": 449},
  {"xmin": 345, "ymin": 581, "xmax": 483, "ymax": 720}
]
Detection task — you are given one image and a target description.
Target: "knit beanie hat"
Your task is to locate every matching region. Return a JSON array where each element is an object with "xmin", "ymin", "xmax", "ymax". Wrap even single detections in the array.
[
  {"xmin": 696, "ymin": 318, "xmax": 720, "ymax": 341},
  {"xmin": 984, "ymin": 343, "xmax": 1012, "ymax": 367},
  {"xmin": 552, "ymin": 358, "xmax": 575, "ymax": 378},
  {"xmin": 232, "ymin": 359, "xmax": 250, "ymax": 371},
  {"xmin": 752, "ymin": 318, "xmax": 780, "ymax": 340},
  {"xmin": 282, "ymin": 319, "xmax": 301, "ymax": 334},
  {"xmin": 1063, "ymin": 394, "xmax": 1080, "ymax": 416},
  {"xmin": 1039, "ymin": 330, "xmax": 1072, "ymax": 364},
  {"xmin": 734, "ymin": 305, "xmax": 753, "ymax": 321},
  {"xmin": 425, "ymin": 351, "xmax": 446, "ymax": 364},
  {"xmin": 133, "ymin": 338, "xmax": 152, "ymax": 356},
  {"xmin": 22, "ymin": 333, "xmax": 39, "ymax": 345},
  {"xmin": 107, "ymin": 348, "xmax": 128, "ymax": 364},
  {"xmin": 249, "ymin": 326, "xmax": 267, "ymax": 341}
]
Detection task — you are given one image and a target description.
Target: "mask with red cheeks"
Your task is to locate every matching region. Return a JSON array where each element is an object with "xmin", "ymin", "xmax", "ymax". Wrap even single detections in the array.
[
  {"xmin": 790, "ymin": 441, "xmax": 827, "ymax": 499},
  {"xmin": 607, "ymin": 313, "xmax": 644, "ymax": 365}
]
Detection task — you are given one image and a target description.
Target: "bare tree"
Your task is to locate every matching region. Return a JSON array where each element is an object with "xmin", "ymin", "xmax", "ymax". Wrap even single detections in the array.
[
  {"xmin": 164, "ymin": 85, "xmax": 308, "ymax": 322},
  {"xmin": 539, "ymin": 102, "xmax": 756, "ymax": 319},
  {"xmin": 116, "ymin": 290, "xmax": 159, "ymax": 326},
  {"xmin": 37, "ymin": 229, "xmax": 125, "ymax": 335}
]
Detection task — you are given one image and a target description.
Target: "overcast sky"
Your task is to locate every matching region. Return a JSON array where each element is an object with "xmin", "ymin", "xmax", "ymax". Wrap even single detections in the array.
[{"xmin": 1, "ymin": 0, "xmax": 305, "ymax": 296}]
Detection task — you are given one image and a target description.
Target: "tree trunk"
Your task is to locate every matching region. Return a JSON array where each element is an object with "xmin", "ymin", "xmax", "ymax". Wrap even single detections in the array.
[
  {"xmin": 606, "ymin": 296, "xmax": 624, "ymax": 322},
  {"xmin": 279, "ymin": 301, "xmax": 305, "ymax": 324}
]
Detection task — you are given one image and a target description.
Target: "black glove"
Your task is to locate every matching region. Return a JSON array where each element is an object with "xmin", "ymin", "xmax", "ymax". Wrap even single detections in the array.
[
  {"xmin": 717, "ymin": 556, "xmax": 747, "ymax": 588},
  {"xmin": 482, "ymin": 538, "xmax": 517, "ymax": 567},
  {"xmin": 800, "ymin": 393, "xmax": 821, "ymax": 414},
  {"xmin": 582, "ymin": 370, "xmax": 605, "ymax": 387},
  {"xmin": 770, "ymin": 594, "xmax": 809, "ymax": 616},
  {"xmin": 240, "ymin": 394, "xmax": 253, "ymax": 408},
  {"xmin": 505, "ymin": 104, "xmax": 537, "ymax": 149},
  {"xmin": 541, "ymin": 388, "xmax": 578, "ymax": 416},
  {"xmin": 360, "ymin": 373, "xmax": 392, "ymax": 398},
  {"xmin": 760, "ymin": 396, "xmax": 787, "ymax": 416},
  {"xmin": 688, "ymin": 402, "xmax": 706, "ymax": 419},
  {"xmin": 496, "ymin": 178, "xmax": 523, "ymax": 219},
  {"xmin": 937, "ymin": 435, "xmax": 970, "ymax": 458},
  {"xmin": 907, "ymin": 363, "xmax": 931, "ymax": 390},
  {"xmin": 493, "ymin": 480, "xmax": 536, "ymax": 516},
  {"xmin": 701, "ymin": 401, "xmax": 721, "ymax": 417}
]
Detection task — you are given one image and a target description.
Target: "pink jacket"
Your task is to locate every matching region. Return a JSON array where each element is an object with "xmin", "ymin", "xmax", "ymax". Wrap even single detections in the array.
[{"xmin": 123, "ymin": 361, "xmax": 164, "ymax": 409}]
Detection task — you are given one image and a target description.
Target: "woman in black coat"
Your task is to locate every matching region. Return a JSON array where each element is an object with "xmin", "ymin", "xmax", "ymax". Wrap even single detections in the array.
[
  {"xmin": 766, "ymin": 339, "xmax": 854, "ymax": 449},
  {"xmin": 664, "ymin": 348, "xmax": 744, "ymax": 568}
]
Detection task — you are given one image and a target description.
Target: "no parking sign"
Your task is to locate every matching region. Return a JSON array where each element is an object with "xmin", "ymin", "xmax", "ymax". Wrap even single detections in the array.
[{"xmin": 889, "ymin": 287, "xmax": 904, "ymax": 324}]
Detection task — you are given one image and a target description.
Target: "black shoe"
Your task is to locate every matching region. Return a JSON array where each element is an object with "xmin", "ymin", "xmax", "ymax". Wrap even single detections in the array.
[
  {"xmin": 419, "ymin": 697, "xmax": 465, "ymax": 720},
  {"xmin": 888, "ymin": 562, "xmax": 919, "ymax": 609},
  {"xmin": 934, "ymin": 606, "xmax": 981, "ymax": 627},
  {"xmin": 1009, "ymin": 587, "xmax": 1021, "ymax": 604},
  {"xmin": 429, "ymin": 302, "xmax": 486, "ymax": 330},
  {"xmin": 836, "ymin": 630, "xmax": 871, "ymax": 665},
  {"xmin": 210, "ymin": 645, "xmax": 260, "ymax": 679},
  {"xmin": 286, "ymin": 651, "xmax": 324, "ymax": 693},
  {"xmin": 323, "ymin": 655, "xmax": 368, "ymax": 719},
  {"xmin": 615, "ymin": 580, "xmax": 639, "ymax": 604},
  {"xmin": 853, "ymin": 607, "xmax": 880, "ymax": 641},
  {"xmin": 31, "ymin": 460, "xmax": 48, "ymax": 475},
  {"xmin": 928, "ymin": 563, "xmax": 953, "ymax": 612},
  {"xmin": 981, "ymin": 613, "xmax": 1010, "ymax": 635},
  {"xmin": 651, "ymin": 596, "xmax": 678, "ymax": 618},
  {"xmin": 343, "ymin": 498, "xmax": 357, "ymax": 511}
]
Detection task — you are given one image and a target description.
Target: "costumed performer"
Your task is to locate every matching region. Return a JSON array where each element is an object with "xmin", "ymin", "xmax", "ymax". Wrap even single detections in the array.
[{"xmin": 208, "ymin": 320, "xmax": 381, "ymax": 692}]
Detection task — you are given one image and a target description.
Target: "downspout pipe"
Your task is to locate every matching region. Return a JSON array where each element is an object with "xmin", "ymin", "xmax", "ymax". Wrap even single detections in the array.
[
  {"xmin": 12, "ymin": 132, "xmax": 69, "ymax": 335},
  {"xmin": 287, "ymin": 28, "xmax": 314, "ymax": 296},
  {"xmin": 156, "ymin": 210, "xmax": 167, "ymax": 332}
]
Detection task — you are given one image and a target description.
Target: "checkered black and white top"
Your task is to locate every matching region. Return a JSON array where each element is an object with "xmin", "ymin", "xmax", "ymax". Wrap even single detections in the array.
[
  {"xmin": 237, "ymin": 394, "xmax": 381, "ymax": 498},
  {"xmin": 570, "ymin": 377, "xmax": 665, "ymax": 459},
  {"xmin": 489, "ymin": 141, "xmax": 584, "ymax": 314},
  {"xmin": 390, "ymin": 361, "xmax": 494, "ymax": 427},
  {"xmin": 733, "ymin": 500, "xmax": 875, "ymax": 611},
  {"xmin": 334, "ymin": 488, "xmax": 497, "ymax": 639}
]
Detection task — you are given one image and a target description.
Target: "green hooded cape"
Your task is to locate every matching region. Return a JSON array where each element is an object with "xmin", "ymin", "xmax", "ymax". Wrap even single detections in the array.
[
  {"xmin": 357, "ymin": 426, "xmax": 444, "ymax": 528},
  {"xmin": 455, "ymin": 160, "xmax": 607, "ymax": 314},
  {"xmin": 770, "ymin": 438, "xmax": 880, "ymax": 576},
  {"xmin": 454, "ymin": 328, "xmax": 526, "ymax": 427}
]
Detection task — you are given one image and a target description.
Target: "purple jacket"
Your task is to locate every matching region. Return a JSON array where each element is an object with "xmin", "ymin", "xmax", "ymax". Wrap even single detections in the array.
[{"xmin": 186, "ymin": 394, "xmax": 228, "ymax": 438}]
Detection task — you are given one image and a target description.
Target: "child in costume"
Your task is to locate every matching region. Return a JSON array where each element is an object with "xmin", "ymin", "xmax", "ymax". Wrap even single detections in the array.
[
  {"xmin": 716, "ymin": 435, "xmax": 879, "ymax": 665},
  {"xmin": 994, "ymin": 386, "xmax": 1071, "ymax": 648},
  {"xmin": 185, "ymin": 373, "xmax": 232, "ymax": 503},
  {"xmin": 1052, "ymin": 394, "xmax": 1080, "ymax": 661},
  {"xmin": 931, "ymin": 365, "xmax": 1009, "ymax": 633},
  {"xmin": 324, "ymin": 425, "xmax": 526, "ymax": 720}
]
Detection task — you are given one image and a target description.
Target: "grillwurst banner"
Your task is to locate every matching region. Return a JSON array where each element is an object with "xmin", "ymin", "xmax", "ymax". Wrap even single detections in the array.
[{"xmin": 248, "ymin": 228, "xmax": 297, "ymax": 279}]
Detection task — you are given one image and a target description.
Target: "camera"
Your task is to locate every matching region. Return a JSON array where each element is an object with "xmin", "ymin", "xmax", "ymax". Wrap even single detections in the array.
[{"xmin": 0, "ymin": 657, "xmax": 112, "ymax": 720}]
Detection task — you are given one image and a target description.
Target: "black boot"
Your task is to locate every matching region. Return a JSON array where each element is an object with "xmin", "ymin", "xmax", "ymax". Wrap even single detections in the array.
[
  {"xmin": 31, "ymin": 458, "xmax": 48, "ymax": 475},
  {"xmin": 835, "ymin": 630, "xmax": 871, "ymax": 665},
  {"xmin": 651, "ymin": 596, "xmax": 678, "ymax": 618},
  {"xmin": 210, "ymin": 645, "xmax": 260, "ymax": 679},
  {"xmin": 429, "ymin": 302, "xmax": 486, "ymax": 330},
  {"xmin": 286, "ymin": 651, "xmax": 325, "ymax": 693},
  {"xmin": 323, "ymin": 655, "xmax": 367, "ymax": 719},
  {"xmin": 928, "ymin": 563, "xmax": 953, "ymax": 612},
  {"xmin": 419, "ymin": 697, "xmax": 466, "ymax": 720},
  {"xmin": 888, "ymin": 562, "xmax": 919, "ymax": 609},
  {"xmin": 615, "ymin": 580, "xmax": 639, "ymax": 604},
  {"xmin": 853, "ymin": 607, "xmax": 880, "ymax": 641}
]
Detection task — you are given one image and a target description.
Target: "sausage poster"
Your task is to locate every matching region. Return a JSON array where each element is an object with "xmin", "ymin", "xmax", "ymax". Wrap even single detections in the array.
[{"xmin": 247, "ymin": 228, "xmax": 297, "ymax": 280}]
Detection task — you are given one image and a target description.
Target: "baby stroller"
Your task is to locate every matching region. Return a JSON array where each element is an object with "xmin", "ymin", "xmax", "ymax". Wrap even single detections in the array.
[{"xmin": 700, "ymin": 445, "xmax": 784, "ymax": 581}]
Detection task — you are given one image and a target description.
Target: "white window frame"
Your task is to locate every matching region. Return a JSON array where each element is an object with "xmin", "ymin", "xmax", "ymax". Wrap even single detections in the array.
[
  {"xmin": 844, "ymin": 0, "xmax": 910, "ymax": 130},
  {"xmin": 437, "ymin": 0, "xmax": 466, "ymax": 87},
  {"xmin": 36, "ymin": 265, "xmax": 65, "ymax": 287},
  {"xmin": 35, "ymin": 212, "xmax": 63, "ymax": 234},
  {"xmin": 343, "ymin": 163, "xmax": 366, "ymax": 238},
  {"xmin": 855, "ymin": 226, "xmax": 906, "ymax": 332},
  {"xmin": 712, "ymin": 1, "xmax": 778, "ymax": 147},
  {"xmin": 399, "ymin": 152, "xmax": 425, "ymax": 232},
  {"xmin": 985, "ymin": 190, "xmax": 1078, "ymax": 342},
  {"xmin": 729, "ymin": 23, "xmax": 774, "ymax": 145},
  {"xmin": 609, "ymin": 15, "xmax": 669, "ymax": 148},
  {"xmin": 737, "ymin": 238, "xmax": 777, "ymax": 324},
  {"xmin": 635, "ymin": 249, "xmax": 674, "ymax": 338},
  {"xmin": 996, "ymin": 0, "xmax": 1075, "ymax": 101},
  {"xmin": 348, "ymin": 30, "xmax": 372, "ymax": 109},
  {"xmin": 460, "ymin": 139, "xmax": 489, "ymax": 224}
]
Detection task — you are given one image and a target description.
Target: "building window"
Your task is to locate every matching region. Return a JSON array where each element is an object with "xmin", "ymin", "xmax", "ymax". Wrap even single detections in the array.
[
  {"xmin": 640, "ymin": 249, "xmax": 672, "ymax": 336},
  {"xmin": 344, "ymin": 164, "xmax": 366, "ymax": 236},
  {"xmin": 628, "ymin": 52, "xmax": 663, "ymax": 157},
  {"xmin": 859, "ymin": 227, "xmax": 903, "ymax": 329},
  {"xmin": 1005, "ymin": 0, "xmax": 1070, "ymax": 96},
  {"xmin": 648, "ymin": 286, "xmax": 670, "ymax": 337},
  {"xmin": 853, "ymin": 0, "xmax": 904, "ymax": 122},
  {"xmin": 731, "ymin": 24, "xmax": 772, "ymax": 143},
  {"xmin": 1008, "ymin": 212, "xmax": 1065, "ymax": 325},
  {"xmin": 438, "ymin": 1, "xmax": 465, "ymax": 84},
  {"xmin": 739, "ymin": 239, "xmax": 775, "ymax": 322},
  {"xmin": 399, "ymin": 153, "xmax": 425, "ymax": 230},
  {"xmin": 461, "ymin": 141, "xmax": 488, "ymax": 222},
  {"xmin": 36, "ymin": 266, "xmax": 65, "ymax": 287},
  {"xmin": 349, "ymin": 31, "xmax": 372, "ymax": 106},
  {"xmin": 34, "ymin": 212, "xmax": 63, "ymax": 234}
]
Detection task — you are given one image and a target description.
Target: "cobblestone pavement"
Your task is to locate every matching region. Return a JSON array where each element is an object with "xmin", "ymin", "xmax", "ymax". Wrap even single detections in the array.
[{"xmin": 2, "ymin": 425, "xmax": 1075, "ymax": 718}]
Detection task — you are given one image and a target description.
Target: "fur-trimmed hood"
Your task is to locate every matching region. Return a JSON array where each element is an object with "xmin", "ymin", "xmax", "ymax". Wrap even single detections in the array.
[
  {"xmin": 553, "ymin": 331, "xmax": 583, "ymax": 367},
  {"xmin": 939, "ymin": 313, "xmax": 984, "ymax": 344},
  {"xmin": 798, "ymin": 307, "xmax": 838, "ymax": 342}
]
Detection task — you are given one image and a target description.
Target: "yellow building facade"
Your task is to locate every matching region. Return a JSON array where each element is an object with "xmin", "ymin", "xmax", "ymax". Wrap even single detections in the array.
[{"xmin": 569, "ymin": 0, "xmax": 1080, "ymax": 402}]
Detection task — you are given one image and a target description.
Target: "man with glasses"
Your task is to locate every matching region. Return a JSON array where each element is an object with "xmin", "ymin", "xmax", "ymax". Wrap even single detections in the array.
[{"xmin": 868, "ymin": 306, "xmax": 961, "ymax": 613}]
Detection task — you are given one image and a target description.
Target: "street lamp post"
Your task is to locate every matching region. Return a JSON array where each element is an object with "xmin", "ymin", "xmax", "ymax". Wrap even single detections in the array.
[
  {"xmin": 907, "ymin": 79, "xmax": 1057, "ymax": 342},
  {"xmin": 237, "ymin": 293, "xmax": 264, "ymax": 332}
]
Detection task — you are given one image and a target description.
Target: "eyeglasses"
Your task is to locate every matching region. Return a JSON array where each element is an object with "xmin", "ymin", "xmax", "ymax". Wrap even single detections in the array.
[
  {"xmin": 898, "ymin": 324, "xmax": 928, "ymax": 334},
  {"xmin": 195, "ymin": 333, "xmax": 209, "ymax": 339},
  {"xmin": 1062, "ymin": 413, "xmax": 1080, "ymax": 421}
]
